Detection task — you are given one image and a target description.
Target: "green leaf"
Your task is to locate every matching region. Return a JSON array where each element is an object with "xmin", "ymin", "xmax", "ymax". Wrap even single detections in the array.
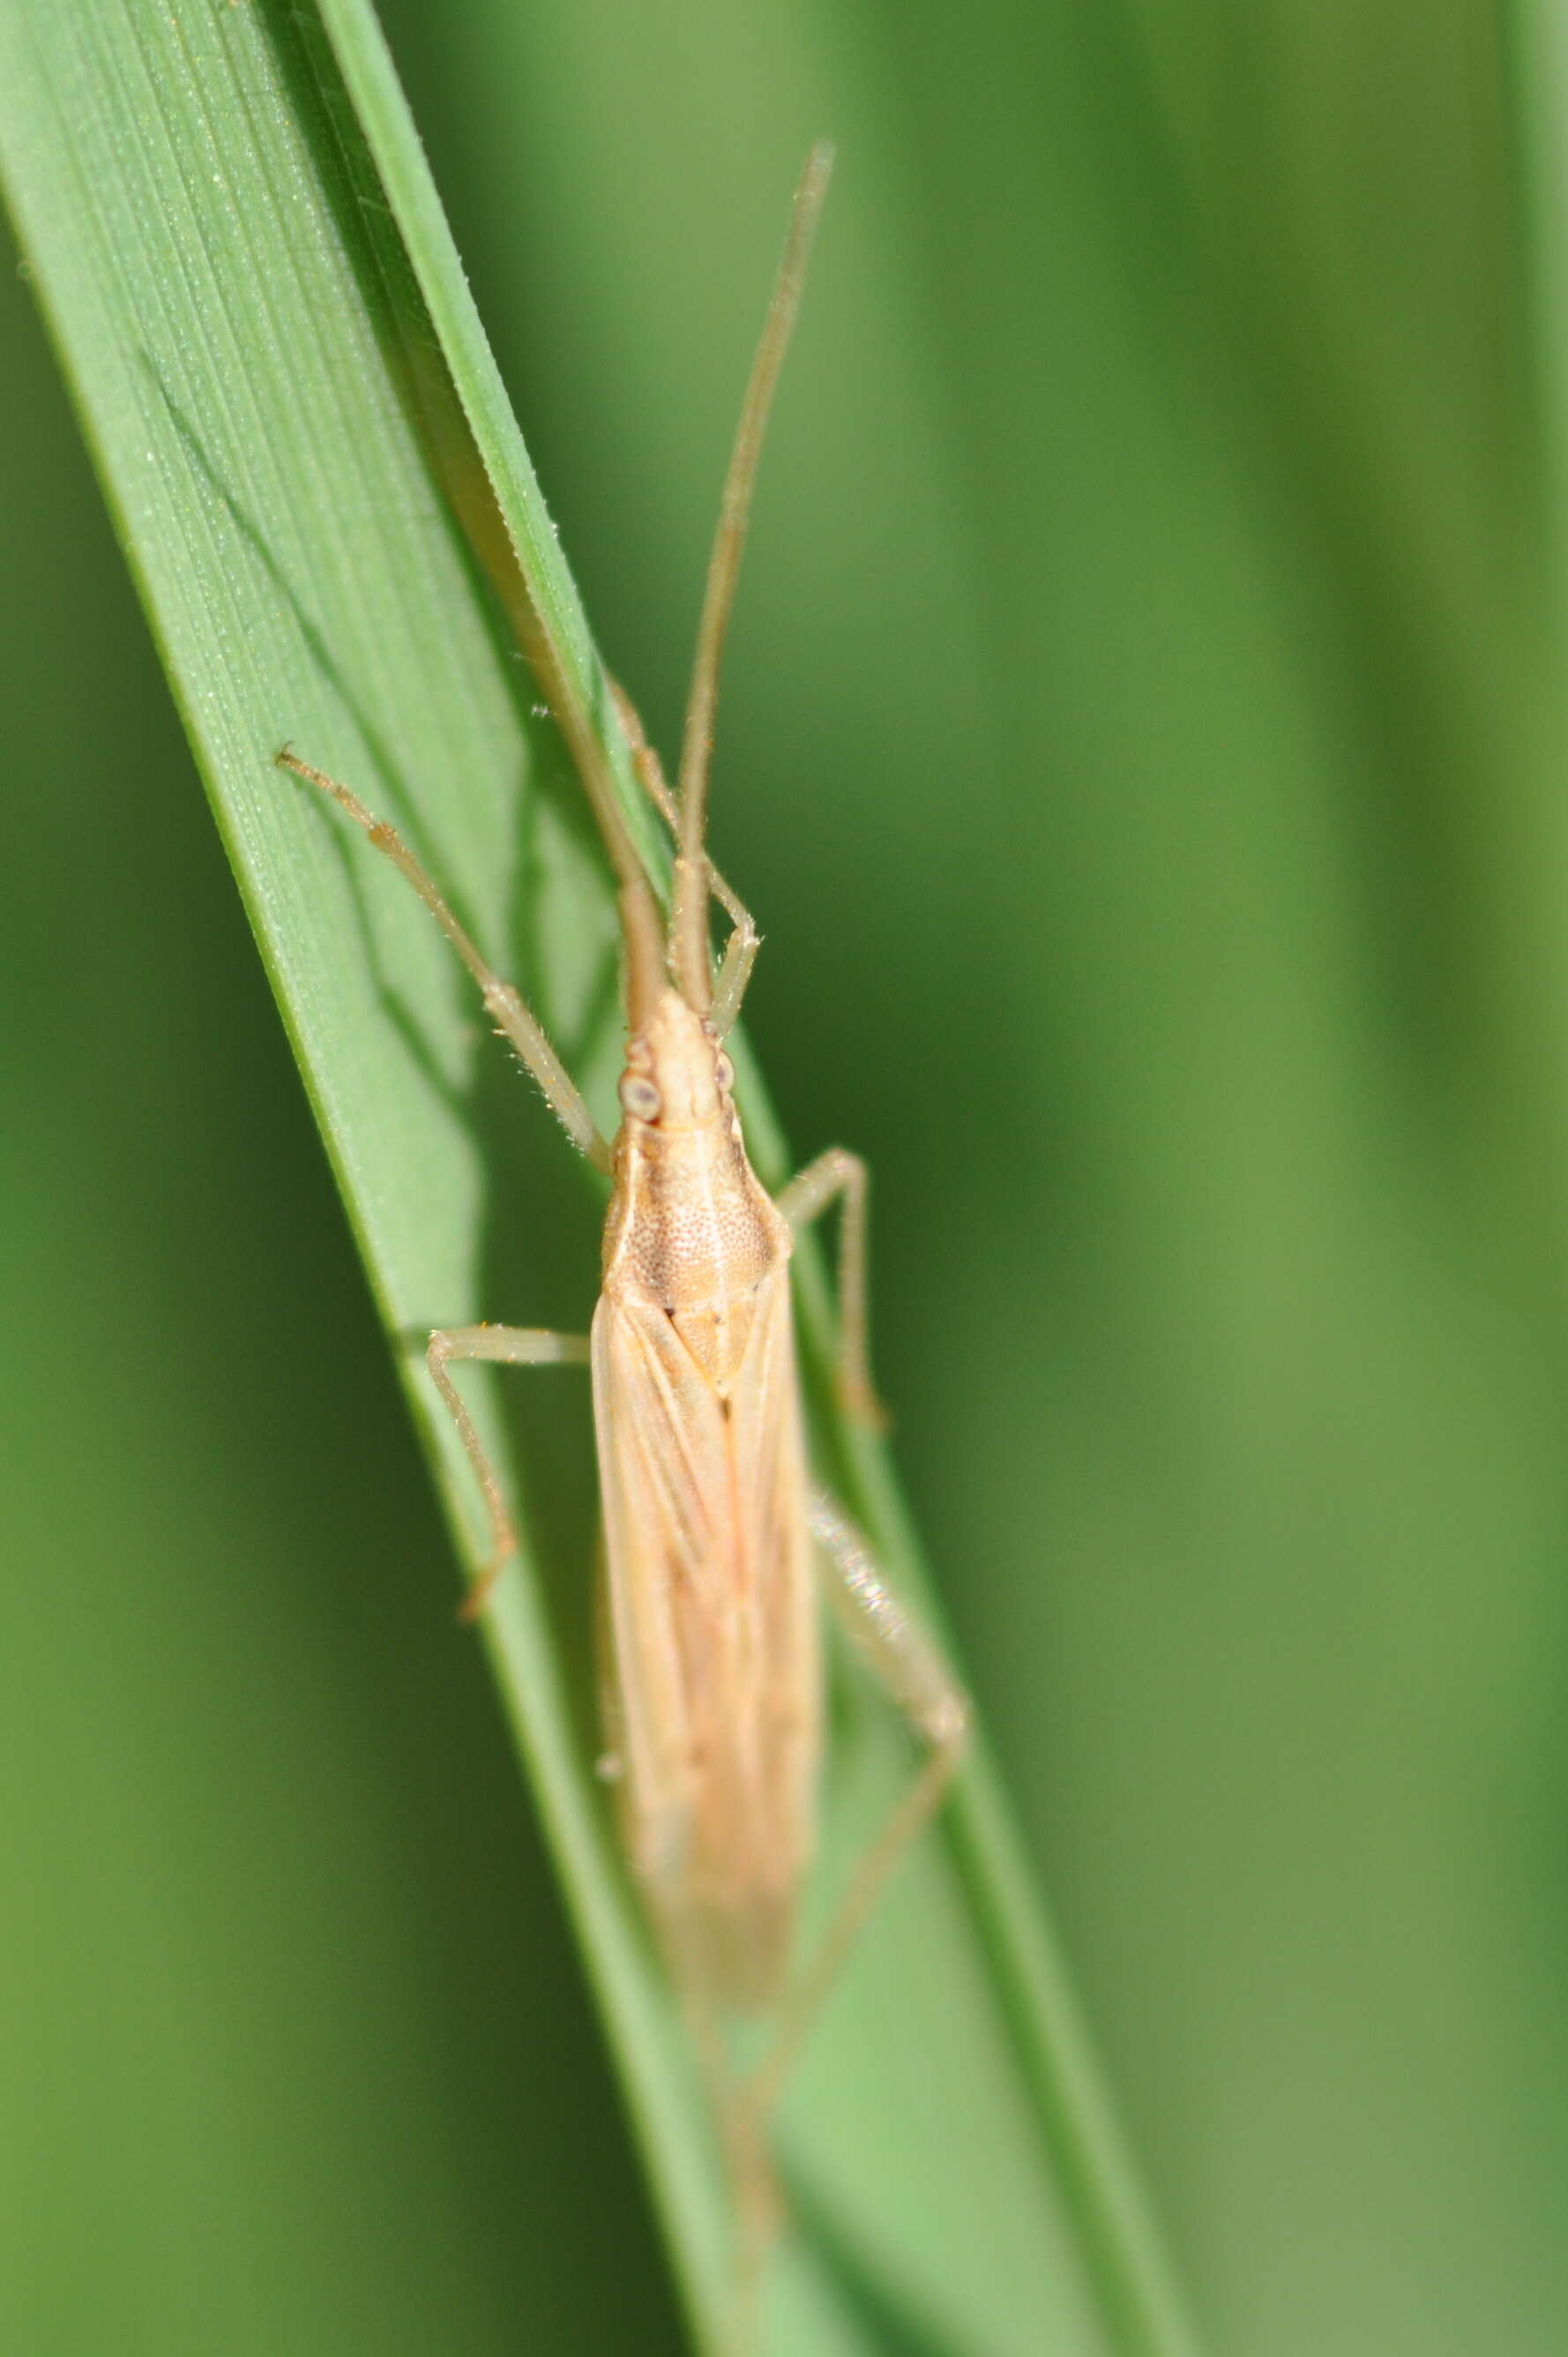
[{"xmin": 0, "ymin": 4, "xmax": 1199, "ymax": 2351}]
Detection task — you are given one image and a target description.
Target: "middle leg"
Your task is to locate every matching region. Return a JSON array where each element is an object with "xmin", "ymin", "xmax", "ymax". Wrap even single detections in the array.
[
  {"xmin": 426, "ymin": 1322, "xmax": 590, "ymax": 1618},
  {"xmin": 776, "ymin": 1148, "xmax": 885, "ymax": 1429}
]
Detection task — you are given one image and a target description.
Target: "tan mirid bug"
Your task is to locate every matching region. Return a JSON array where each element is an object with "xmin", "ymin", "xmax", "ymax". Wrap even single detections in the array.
[{"xmin": 278, "ymin": 140, "xmax": 967, "ymax": 2332}]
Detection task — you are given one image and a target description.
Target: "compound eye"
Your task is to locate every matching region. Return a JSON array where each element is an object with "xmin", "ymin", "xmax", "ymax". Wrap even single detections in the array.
[
  {"xmin": 713, "ymin": 1050, "xmax": 735, "ymax": 1093},
  {"xmin": 618, "ymin": 1073, "xmax": 661, "ymax": 1122}
]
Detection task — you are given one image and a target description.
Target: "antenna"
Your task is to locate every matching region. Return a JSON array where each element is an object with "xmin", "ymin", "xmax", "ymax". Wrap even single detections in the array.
[{"xmin": 671, "ymin": 140, "xmax": 834, "ymax": 1010}]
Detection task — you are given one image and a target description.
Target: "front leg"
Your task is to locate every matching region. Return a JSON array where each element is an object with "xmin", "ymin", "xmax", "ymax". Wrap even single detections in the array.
[
  {"xmin": 426, "ymin": 1324, "xmax": 590, "ymax": 1619},
  {"xmin": 607, "ymin": 676, "xmax": 760, "ymax": 1035},
  {"xmin": 276, "ymin": 750, "xmax": 612, "ymax": 1171}
]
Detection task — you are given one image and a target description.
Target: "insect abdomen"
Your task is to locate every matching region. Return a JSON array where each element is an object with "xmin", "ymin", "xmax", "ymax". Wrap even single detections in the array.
[{"xmin": 592, "ymin": 1269, "xmax": 819, "ymax": 2015}]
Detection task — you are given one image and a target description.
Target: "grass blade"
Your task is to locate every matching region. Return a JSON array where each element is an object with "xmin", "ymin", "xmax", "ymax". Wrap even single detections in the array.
[{"xmin": 0, "ymin": 4, "xmax": 1198, "ymax": 2349}]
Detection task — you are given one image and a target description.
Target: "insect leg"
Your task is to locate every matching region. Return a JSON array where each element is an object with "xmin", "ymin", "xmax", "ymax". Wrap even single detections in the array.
[
  {"xmin": 275, "ymin": 749, "xmax": 612, "ymax": 1170},
  {"xmin": 706, "ymin": 911, "xmax": 762, "ymax": 1041},
  {"xmin": 426, "ymin": 1323, "xmax": 590, "ymax": 1619},
  {"xmin": 775, "ymin": 1149, "xmax": 885, "ymax": 1427},
  {"xmin": 607, "ymin": 679, "xmax": 760, "ymax": 1034},
  {"xmin": 676, "ymin": 1987, "xmax": 780, "ymax": 2356},
  {"xmin": 745, "ymin": 1487, "xmax": 969, "ymax": 2124}
]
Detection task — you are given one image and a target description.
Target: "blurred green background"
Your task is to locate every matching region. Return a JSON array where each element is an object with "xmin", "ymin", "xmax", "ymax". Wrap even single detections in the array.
[{"xmin": 4, "ymin": 3, "xmax": 1568, "ymax": 2353}]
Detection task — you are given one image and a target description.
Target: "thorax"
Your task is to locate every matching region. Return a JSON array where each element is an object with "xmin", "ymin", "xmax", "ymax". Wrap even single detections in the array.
[{"xmin": 600, "ymin": 988, "xmax": 791, "ymax": 1390}]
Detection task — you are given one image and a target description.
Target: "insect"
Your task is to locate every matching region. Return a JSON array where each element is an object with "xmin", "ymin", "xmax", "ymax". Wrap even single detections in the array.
[{"xmin": 278, "ymin": 142, "xmax": 967, "ymax": 2337}]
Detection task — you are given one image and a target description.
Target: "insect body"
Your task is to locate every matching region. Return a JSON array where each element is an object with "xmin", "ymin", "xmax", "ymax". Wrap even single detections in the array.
[
  {"xmin": 278, "ymin": 140, "xmax": 967, "ymax": 2326},
  {"xmin": 597, "ymin": 986, "xmax": 817, "ymax": 2017}
]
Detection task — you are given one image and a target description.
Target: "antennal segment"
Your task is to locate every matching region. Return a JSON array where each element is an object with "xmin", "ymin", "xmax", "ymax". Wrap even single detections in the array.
[{"xmin": 672, "ymin": 139, "xmax": 834, "ymax": 1010}]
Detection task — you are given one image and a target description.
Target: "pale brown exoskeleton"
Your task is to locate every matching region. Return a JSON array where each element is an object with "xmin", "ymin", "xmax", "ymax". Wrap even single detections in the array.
[{"xmin": 278, "ymin": 141, "xmax": 967, "ymax": 2340}]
